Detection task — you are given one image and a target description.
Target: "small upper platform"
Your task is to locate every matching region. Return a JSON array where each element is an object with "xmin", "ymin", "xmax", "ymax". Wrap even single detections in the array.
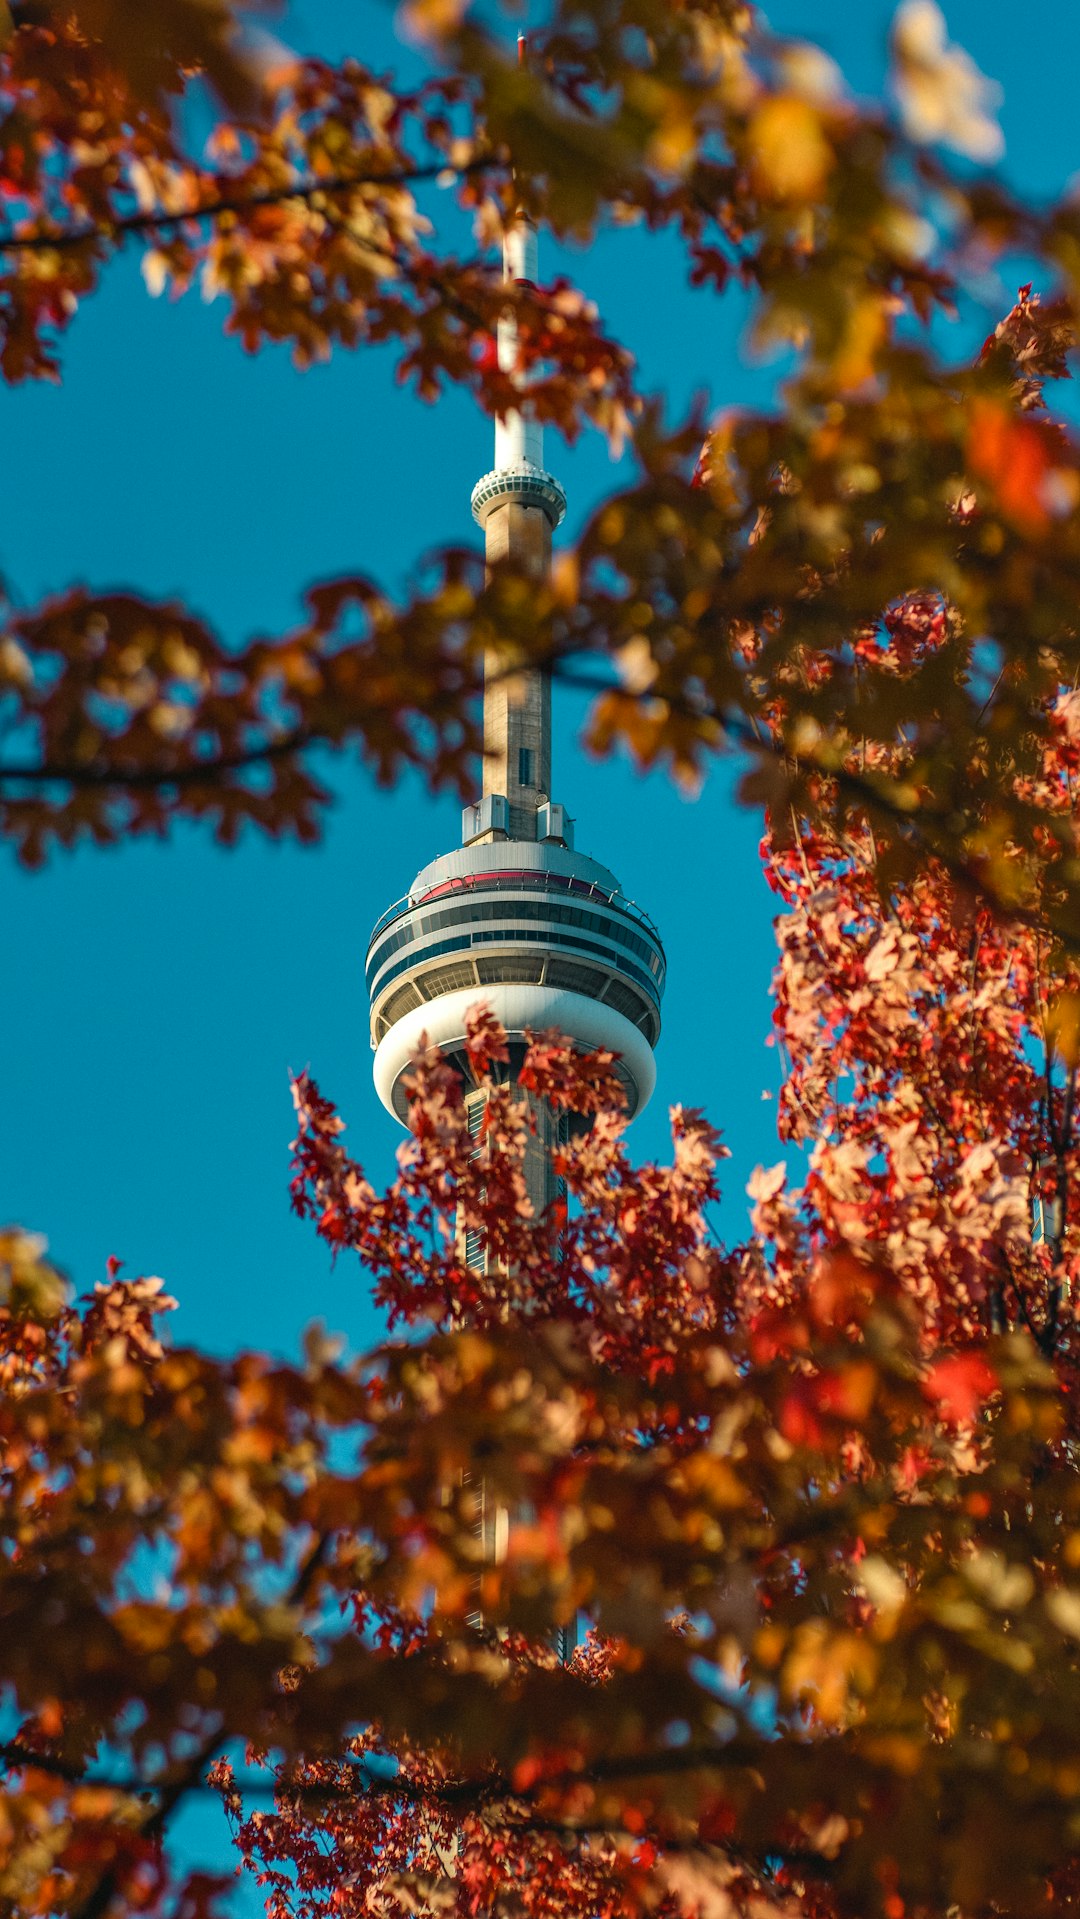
[{"xmin": 471, "ymin": 461, "xmax": 567, "ymax": 529}]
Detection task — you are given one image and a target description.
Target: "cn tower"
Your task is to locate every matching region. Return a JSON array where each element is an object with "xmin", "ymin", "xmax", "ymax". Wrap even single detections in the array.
[{"xmin": 366, "ymin": 203, "xmax": 665, "ymax": 1229}]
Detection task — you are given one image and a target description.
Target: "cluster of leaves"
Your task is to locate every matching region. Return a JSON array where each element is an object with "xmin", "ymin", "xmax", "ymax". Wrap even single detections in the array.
[
  {"xmin": 763, "ymin": 812, "xmax": 1074, "ymax": 1355},
  {"xmin": 231, "ymin": 1010, "xmax": 1080, "ymax": 1919},
  {"xmin": 9, "ymin": 0, "xmax": 1080, "ymax": 899},
  {"xmin": 8, "ymin": 999, "xmax": 1080, "ymax": 1919},
  {"xmin": 0, "ymin": 578, "xmax": 493, "ymax": 861}
]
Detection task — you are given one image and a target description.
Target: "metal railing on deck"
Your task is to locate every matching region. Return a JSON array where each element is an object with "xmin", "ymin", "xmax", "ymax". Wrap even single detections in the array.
[{"xmin": 369, "ymin": 866, "xmax": 664, "ymax": 951}]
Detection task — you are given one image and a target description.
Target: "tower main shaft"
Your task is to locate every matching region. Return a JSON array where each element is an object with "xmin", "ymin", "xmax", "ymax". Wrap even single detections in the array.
[{"xmin": 480, "ymin": 500, "xmax": 551, "ymax": 825}]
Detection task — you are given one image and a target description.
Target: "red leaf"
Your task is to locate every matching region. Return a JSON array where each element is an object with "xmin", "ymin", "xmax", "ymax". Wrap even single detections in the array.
[{"xmin": 923, "ymin": 1352, "xmax": 997, "ymax": 1425}]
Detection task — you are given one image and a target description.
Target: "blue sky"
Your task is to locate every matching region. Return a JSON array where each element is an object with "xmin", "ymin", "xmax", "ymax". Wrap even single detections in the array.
[{"xmin": 1, "ymin": 0, "xmax": 1078, "ymax": 1887}]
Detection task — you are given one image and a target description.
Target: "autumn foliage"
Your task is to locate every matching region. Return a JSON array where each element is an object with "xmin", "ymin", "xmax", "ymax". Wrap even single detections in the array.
[
  {"xmin": 4, "ymin": 989, "xmax": 1080, "ymax": 1919},
  {"xmin": 10, "ymin": 3, "xmax": 1080, "ymax": 1919},
  {"xmin": 2, "ymin": 0, "xmax": 1080, "ymax": 912}
]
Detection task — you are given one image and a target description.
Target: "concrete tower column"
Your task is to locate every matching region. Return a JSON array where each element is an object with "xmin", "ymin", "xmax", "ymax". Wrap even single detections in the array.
[
  {"xmin": 479, "ymin": 214, "xmax": 553, "ymax": 826},
  {"xmin": 468, "ymin": 208, "xmax": 567, "ymax": 1220},
  {"xmin": 469, "ymin": 207, "xmax": 565, "ymax": 846},
  {"xmin": 479, "ymin": 502, "xmax": 552, "ymax": 826}
]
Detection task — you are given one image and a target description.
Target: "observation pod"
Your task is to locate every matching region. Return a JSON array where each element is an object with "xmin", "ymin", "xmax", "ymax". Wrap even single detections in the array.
[{"xmin": 368, "ymin": 837, "xmax": 665, "ymax": 1124}]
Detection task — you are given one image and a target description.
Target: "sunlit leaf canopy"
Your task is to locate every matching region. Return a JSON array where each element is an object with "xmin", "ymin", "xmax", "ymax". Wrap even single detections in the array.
[
  {"xmin": 3, "ymin": 0, "xmax": 1080, "ymax": 943},
  {"xmin": 5, "ymin": 992, "xmax": 1080, "ymax": 1919}
]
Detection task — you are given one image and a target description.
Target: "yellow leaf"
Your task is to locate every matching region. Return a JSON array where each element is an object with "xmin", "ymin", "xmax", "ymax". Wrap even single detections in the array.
[
  {"xmin": 401, "ymin": 0, "xmax": 468, "ymax": 43},
  {"xmin": 679, "ymin": 1451, "xmax": 746, "ymax": 1509},
  {"xmin": 1047, "ymin": 991, "xmax": 1080, "ymax": 1068},
  {"xmin": 1047, "ymin": 1586, "xmax": 1080, "ymax": 1640},
  {"xmin": 832, "ymin": 295, "xmax": 888, "ymax": 390},
  {"xmin": 748, "ymin": 95, "xmax": 833, "ymax": 202},
  {"xmin": 781, "ymin": 1619, "xmax": 877, "ymax": 1724}
]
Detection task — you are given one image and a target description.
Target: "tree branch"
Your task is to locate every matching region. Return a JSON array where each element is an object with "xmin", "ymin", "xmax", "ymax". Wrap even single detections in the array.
[
  {"xmin": 2, "ymin": 1733, "xmax": 836, "ymax": 1815},
  {"xmin": 0, "ymin": 727, "xmax": 313, "ymax": 790},
  {"xmin": 0, "ymin": 157, "xmax": 495, "ymax": 256},
  {"xmin": 6, "ymin": 638, "xmax": 1080, "ymax": 979}
]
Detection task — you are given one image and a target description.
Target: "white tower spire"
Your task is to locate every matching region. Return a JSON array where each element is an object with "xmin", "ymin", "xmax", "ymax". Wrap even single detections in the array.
[
  {"xmin": 469, "ymin": 214, "xmax": 566, "ymax": 538},
  {"xmin": 473, "ymin": 36, "xmax": 566, "ymax": 527},
  {"xmin": 495, "ymin": 217, "xmax": 541, "ymax": 472}
]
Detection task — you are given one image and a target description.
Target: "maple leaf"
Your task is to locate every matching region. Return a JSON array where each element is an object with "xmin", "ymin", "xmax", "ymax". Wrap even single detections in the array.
[{"xmin": 922, "ymin": 1350, "xmax": 998, "ymax": 1424}]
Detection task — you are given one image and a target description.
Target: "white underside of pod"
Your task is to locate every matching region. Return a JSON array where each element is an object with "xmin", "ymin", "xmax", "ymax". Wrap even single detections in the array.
[{"xmin": 372, "ymin": 983, "xmax": 657, "ymax": 1125}]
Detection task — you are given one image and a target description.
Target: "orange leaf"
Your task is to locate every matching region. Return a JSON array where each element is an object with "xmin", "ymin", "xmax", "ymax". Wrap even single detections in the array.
[{"xmin": 966, "ymin": 398, "xmax": 1055, "ymax": 534}]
